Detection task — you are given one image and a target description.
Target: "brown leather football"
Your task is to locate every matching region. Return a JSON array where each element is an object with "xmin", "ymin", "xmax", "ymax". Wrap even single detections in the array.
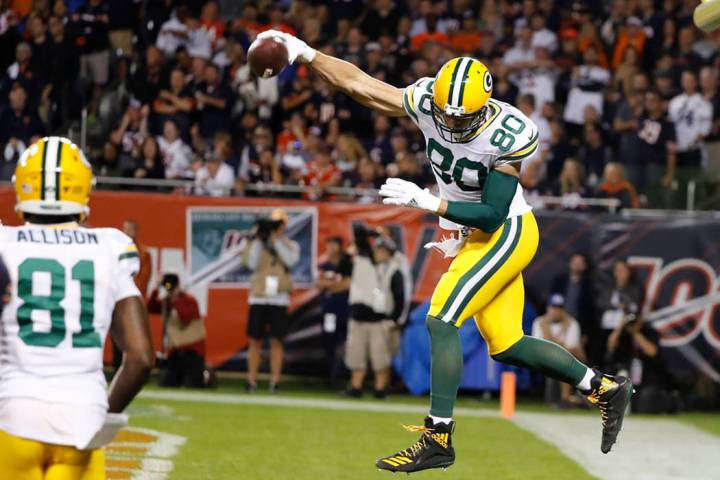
[{"xmin": 247, "ymin": 37, "xmax": 289, "ymax": 78}]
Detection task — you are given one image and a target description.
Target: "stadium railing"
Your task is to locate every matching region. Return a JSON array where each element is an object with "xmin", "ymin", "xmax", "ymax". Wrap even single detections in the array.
[
  {"xmin": 89, "ymin": 177, "xmax": 623, "ymax": 211},
  {"xmin": 0, "ymin": 177, "xmax": 624, "ymax": 212}
]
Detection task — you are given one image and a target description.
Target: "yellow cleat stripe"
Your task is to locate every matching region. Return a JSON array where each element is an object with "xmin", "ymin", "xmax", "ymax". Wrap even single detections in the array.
[{"xmin": 383, "ymin": 459, "xmax": 400, "ymax": 467}]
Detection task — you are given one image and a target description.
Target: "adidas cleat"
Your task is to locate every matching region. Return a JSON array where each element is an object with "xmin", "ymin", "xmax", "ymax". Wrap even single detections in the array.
[
  {"xmin": 587, "ymin": 370, "xmax": 634, "ymax": 454},
  {"xmin": 376, "ymin": 417, "xmax": 455, "ymax": 473}
]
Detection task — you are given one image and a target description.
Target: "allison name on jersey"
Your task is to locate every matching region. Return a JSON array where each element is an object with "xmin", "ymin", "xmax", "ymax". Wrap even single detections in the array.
[
  {"xmin": 403, "ymin": 76, "xmax": 538, "ymax": 229},
  {"xmin": 0, "ymin": 225, "xmax": 140, "ymax": 446}
]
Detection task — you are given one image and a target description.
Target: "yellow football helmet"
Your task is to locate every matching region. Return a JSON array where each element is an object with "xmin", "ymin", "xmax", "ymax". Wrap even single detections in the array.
[
  {"xmin": 13, "ymin": 136, "xmax": 93, "ymax": 221},
  {"xmin": 432, "ymin": 57, "xmax": 493, "ymax": 143}
]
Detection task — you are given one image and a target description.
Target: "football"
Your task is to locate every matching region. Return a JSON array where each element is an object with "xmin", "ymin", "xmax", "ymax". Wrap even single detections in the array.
[{"xmin": 247, "ymin": 36, "xmax": 289, "ymax": 78}]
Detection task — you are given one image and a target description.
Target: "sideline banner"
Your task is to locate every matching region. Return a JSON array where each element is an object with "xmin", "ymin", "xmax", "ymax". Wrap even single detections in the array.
[{"xmin": 0, "ymin": 189, "xmax": 718, "ymax": 380}]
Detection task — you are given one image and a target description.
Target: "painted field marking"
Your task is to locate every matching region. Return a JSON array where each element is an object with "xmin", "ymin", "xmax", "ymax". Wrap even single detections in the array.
[{"xmin": 105, "ymin": 427, "xmax": 186, "ymax": 480}]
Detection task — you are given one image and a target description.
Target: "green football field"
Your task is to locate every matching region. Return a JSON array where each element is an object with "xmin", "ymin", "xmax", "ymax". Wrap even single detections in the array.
[{"xmin": 113, "ymin": 381, "xmax": 720, "ymax": 480}]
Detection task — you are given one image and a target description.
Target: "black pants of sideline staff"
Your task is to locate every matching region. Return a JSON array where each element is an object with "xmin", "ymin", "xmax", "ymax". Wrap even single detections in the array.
[{"xmin": 160, "ymin": 349, "xmax": 205, "ymax": 388}]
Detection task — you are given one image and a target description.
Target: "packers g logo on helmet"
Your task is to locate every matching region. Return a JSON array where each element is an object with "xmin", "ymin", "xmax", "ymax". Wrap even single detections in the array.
[
  {"xmin": 13, "ymin": 136, "xmax": 94, "ymax": 221},
  {"xmin": 432, "ymin": 57, "xmax": 493, "ymax": 143}
]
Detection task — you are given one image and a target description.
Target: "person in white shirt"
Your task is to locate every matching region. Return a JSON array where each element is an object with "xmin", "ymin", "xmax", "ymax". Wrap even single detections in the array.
[
  {"xmin": 668, "ymin": 70, "xmax": 713, "ymax": 208},
  {"xmin": 503, "ymin": 24, "xmax": 535, "ymax": 87},
  {"xmin": 156, "ymin": 7, "xmax": 190, "ymax": 57},
  {"xmin": 563, "ymin": 46, "xmax": 610, "ymax": 128},
  {"xmin": 194, "ymin": 154, "xmax": 235, "ymax": 197},
  {"xmin": 157, "ymin": 119, "xmax": 194, "ymax": 179},
  {"xmin": 532, "ymin": 294, "xmax": 586, "ymax": 407}
]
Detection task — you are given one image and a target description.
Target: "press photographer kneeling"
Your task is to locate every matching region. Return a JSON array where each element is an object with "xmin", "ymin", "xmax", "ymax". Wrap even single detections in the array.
[
  {"xmin": 241, "ymin": 209, "xmax": 300, "ymax": 393},
  {"xmin": 148, "ymin": 272, "xmax": 206, "ymax": 388},
  {"xmin": 606, "ymin": 310, "xmax": 680, "ymax": 413}
]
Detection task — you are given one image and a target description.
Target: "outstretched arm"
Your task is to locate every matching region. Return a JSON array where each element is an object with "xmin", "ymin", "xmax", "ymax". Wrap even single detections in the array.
[
  {"xmin": 309, "ymin": 52, "xmax": 405, "ymax": 117},
  {"xmin": 253, "ymin": 30, "xmax": 405, "ymax": 117}
]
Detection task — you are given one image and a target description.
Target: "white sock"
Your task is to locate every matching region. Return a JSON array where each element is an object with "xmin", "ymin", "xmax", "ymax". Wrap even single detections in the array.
[
  {"xmin": 576, "ymin": 367, "xmax": 595, "ymax": 392},
  {"xmin": 429, "ymin": 415, "xmax": 452, "ymax": 425}
]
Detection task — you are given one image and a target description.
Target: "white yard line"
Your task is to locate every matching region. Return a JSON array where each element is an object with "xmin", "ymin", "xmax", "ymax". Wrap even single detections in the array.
[
  {"xmin": 514, "ymin": 412, "xmax": 720, "ymax": 480},
  {"xmin": 138, "ymin": 390, "xmax": 720, "ymax": 480}
]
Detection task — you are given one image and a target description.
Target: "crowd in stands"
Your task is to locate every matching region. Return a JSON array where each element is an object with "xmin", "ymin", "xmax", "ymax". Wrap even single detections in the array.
[{"xmin": 1, "ymin": 0, "xmax": 719, "ymax": 210}]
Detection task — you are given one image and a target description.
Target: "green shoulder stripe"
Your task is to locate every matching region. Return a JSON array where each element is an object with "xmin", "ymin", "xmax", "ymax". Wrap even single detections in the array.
[
  {"xmin": 118, "ymin": 252, "xmax": 139, "ymax": 261},
  {"xmin": 403, "ymin": 88, "xmax": 419, "ymax": 123}
]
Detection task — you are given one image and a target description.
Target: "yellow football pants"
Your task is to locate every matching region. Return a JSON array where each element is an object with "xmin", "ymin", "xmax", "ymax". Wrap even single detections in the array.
[
  {"xmin": 0, "ymin": 429, "xmax": 105, "ymax": 480},
  {"xmin": 429, "ymin": 212, "xmax": 539, "ymax": 355}
]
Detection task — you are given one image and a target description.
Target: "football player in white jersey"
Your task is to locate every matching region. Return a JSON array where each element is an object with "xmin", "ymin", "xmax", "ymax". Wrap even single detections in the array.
[
  {"xmin": 250, "ymin": 32, "xmax": 633, "ymax": 472},
  {"xmin": 0, "ymin": 136, "xmax": 154, "ymax": 479}
]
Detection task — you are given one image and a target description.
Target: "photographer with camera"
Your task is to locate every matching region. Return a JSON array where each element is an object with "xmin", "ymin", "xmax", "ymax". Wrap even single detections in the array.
[
  {"xmin": 344, "ymin": 224, "xmax": 408, "ymax": 399},
  {"xmin": 147, "ymin": 272, "xmax": 206, "ymax": 388},
  {"xmin": 606, "ymin": 310, "xmax": 678, "ymax": 413},
  {"xmin": 241, "ymin": 209, "xmax": 300, "ymax": 393}
]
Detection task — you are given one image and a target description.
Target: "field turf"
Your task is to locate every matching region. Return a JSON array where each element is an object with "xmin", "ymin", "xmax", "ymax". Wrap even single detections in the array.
[{"xmin": 128, "ymin": 395, "xmax": 594, "ymax": 480}]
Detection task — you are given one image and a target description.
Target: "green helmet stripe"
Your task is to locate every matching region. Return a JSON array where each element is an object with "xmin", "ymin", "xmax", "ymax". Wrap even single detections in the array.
[{"xmin": 456, "ymin": 59, "xmax": 474, "ymax": 109}]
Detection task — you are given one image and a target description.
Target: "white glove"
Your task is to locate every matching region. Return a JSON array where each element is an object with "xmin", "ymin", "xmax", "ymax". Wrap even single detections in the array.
[
  {"xmin": 379, "ymin": 178, "xmax": 442, "ymax": 213},
  {"xmin": 255, "ymin": 29, "xmax": 316, "ymax": 64}
]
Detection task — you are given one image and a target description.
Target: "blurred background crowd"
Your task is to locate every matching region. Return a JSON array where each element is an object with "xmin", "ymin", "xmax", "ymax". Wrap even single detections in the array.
[{"xmin": 1, "ymin": 0, "xmax": 719, "ymax": 210}]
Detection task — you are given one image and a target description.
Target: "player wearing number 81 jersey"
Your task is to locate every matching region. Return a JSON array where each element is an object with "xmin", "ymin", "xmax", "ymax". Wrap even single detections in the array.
[
  {"xmin": 0, "ymin": 137, "xmax": 154, "ymax": 479},
  {"xmin": 252, "ymin": 31, "xmax": 634, "ymax": 474}
]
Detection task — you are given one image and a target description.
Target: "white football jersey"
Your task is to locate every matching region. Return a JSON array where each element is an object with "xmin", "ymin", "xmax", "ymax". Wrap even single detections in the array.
[
  {"xmin": 0, "ymin": 223, "xmax": 140, "ymax": 446},
  {"xmin": 403, "ymin": 77, "xmax": 537, "ymax": 229}
]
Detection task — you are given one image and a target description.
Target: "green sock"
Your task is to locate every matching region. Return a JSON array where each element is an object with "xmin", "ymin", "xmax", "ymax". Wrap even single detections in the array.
[
  {"xmin": 427, "ymin": 315, "xmax": 463, "ymax": 418},
  {"xmin": 492, "ymin": 335, "xmax": 588, "ymax": 386}
]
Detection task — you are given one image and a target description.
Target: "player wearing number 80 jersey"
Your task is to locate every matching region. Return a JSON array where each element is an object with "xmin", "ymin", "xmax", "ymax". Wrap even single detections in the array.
[
  {"xmin": 253, "ymin": 31, "xmax": 634, "ymax": 474},
  {"xmin": 0, "ymin": 137, "xmax": 154, "ymax": 479}
]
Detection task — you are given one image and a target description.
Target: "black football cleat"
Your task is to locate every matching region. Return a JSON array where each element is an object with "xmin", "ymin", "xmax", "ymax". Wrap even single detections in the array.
[
  {"xmin": 586, "ymin": 370, "xmax": 634, "ymax": 454},
  {"xmin": 376, "ymin": 417, "xmax": 455, "ymax": 473}
]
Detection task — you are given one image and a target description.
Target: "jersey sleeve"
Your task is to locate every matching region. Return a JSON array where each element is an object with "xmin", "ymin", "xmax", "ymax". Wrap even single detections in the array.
[
  {"xmin": 402, "ymin": 77, "xmax": 433, "ymax": 126},
  {"xmin": 493, "ymin": 113, "xmax": 540, "ymax": 167},
  {"xmin": 105, "ymin": 228, "xmax": 142, "ymax": 302}
]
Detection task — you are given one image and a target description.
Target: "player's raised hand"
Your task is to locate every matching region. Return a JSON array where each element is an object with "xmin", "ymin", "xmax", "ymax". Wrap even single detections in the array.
[
  {"xmin": 255, "ymin": 29, "xmax": 316, "ymax": 64},
  {"xmin": 379, "ymin": 178, "xmax": 441, "ymax": 213}
]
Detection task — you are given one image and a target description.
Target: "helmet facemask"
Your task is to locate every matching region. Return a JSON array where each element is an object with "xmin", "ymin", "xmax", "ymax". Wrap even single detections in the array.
[{"xmin": 431, "ymin": 102, "xmax": 488, "ymax": 143}]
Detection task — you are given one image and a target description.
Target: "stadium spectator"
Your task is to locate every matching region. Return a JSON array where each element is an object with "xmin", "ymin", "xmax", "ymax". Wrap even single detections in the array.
[
  {"xmin": 153, "ymin": 68, "xmax": 195, "ymax": 138},
  {"xmin": 345, "ymin": 225, "xmax": 407, "ymax": 399},
  {"xmin": 128, "ymin": 136, "xmax": 165, "ymax": 181},
  {"xmin": 634, "ymin": 90, "xmax": 677, "ymax": 208},
  {"xmin": 532, "ymin": 294, "xmax": 586, "ymax": 408},
  {"xmin": 158, "ymin": 119, "xmax": 193, "ymax": 179},
  {"xmin": 668, "ymin": 70, "xmax": 713, "ymax": 209},
  {"xmin": 129, "ymin": 45, "xmax": 166, "ymax": 106},
  {"xmin": 606, "ymin": 312, "xmax": 679, "ymax": 413},
  {"xmin": 2, "ymin": 41, "xmax": 40, "ymax": 103},
  {"xmin": 303, "ymin": 144, "xmax": 341, "ymax": 201},
  {"xmin": 317, "ymin": 236, "xmax": 352, "ymax": 385},
  {"xmin": 241, "ymin": 209, "xmax": 300, "ymax": 394},
  {"xmin": 595, "ymin": 162, "xmax": 640, "ymax": 210},
  {"xmin": 551, "ymin": 158, "xmax": 588, "ymax": 210},
  {"xmin": 148, "ymin": 272, "xmax": 207, "ymax": 388},
  {"xmin": 193, "ymin": 147, "xmax": 235, "ymax": 197},
  {"xmin": 71, "ymin": 0, "xmax": 110, "ymax": 118},
  {"xmin": 0, "ymin": 84, "xmax": 44, "ymax": 167},
  {"xmin": 576, "ymin": 122, "xmax": 612, "ymax": 187},
  {"xmin": 597, "ymin": 259, "xmax": 644, "ymax": 367},
  {"xmin": 195, "ymin": 62, "xmax": 231, "ymax": 140},
  {"xmin": 550, "ymin": 253, "xmax": 596, "ymax": 357},
  {"xmin": 156, "ymin": 6, "xmax": 190, "ymax": 58},
  {"xmin": 111, "ymin": 99, "xmax": 148, "ymax": 170},
  {"xmin": 45, "ymin": 14, "xmax": 78, "ymax": 130},
  {"xmin": 563, "ymin": 46, "xmax": 610, "ymax": 131}
]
